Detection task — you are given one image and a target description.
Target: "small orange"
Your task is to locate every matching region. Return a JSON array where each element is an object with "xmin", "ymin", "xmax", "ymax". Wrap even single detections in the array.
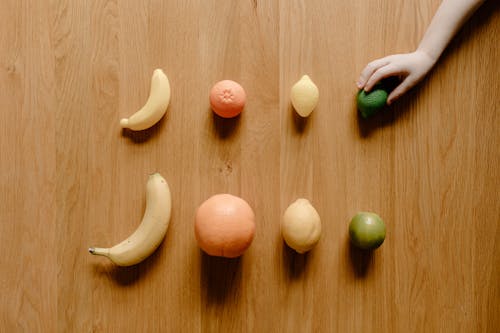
[
  {"xmin": 195, "ymin": 194, "xmax": 255, "ymax": 258},
  {"xmin": 209, "ymin": 80, "xmax": 246, "ymax": 118}
]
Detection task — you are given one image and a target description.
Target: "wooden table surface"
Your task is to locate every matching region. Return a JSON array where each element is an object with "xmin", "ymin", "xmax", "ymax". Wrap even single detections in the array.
[{"xmin": 1, "ymin": 1, "xmax": 499, "ymax": 332}]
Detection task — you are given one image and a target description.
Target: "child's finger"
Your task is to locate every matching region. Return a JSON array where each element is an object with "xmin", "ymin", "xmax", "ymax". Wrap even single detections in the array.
[
  {"xmin": 387, "ymin": 77, "xmax": 415, "ymax": 104},
  {"xmin": 364, "ymin": 65, "xmax": 402, "ymax": 92},
  {"xmin": 357, "ymin": 57, "xmax": 391, "ymax": 88}
]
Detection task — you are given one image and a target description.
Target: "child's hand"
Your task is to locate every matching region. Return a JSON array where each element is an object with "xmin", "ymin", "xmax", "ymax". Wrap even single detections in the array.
[{"xmin": 356, "ymin": 51, "xmax": 436, "ymax": 105}]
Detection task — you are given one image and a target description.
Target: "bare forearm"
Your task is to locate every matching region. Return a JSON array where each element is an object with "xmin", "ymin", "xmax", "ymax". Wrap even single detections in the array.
[{"xmin": 417, "ymin": 0, "xmax": 485, "ymax": 62}]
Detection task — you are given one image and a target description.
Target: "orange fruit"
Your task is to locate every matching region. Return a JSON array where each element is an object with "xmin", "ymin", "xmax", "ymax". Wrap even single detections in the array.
[
  {"xmin": 209, "ymin": 80, "xmax": 246, "ymax": 118},
  {"xmin": 195, "ymin": 194, "xmax": 255, "ymax": 258}
]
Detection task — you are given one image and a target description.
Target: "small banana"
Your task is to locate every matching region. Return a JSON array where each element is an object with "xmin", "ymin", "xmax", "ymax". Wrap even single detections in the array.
[
  {"xmin": 290, "ymin": 75, "xmax": 319, "ymax": 117},
  {"xmin": 89, "ymin": 173, "xmax": 172, "ymax": 266},
  {"xmin": 120, "ymin": 69, "xmax": 171, "ymax": 131}
]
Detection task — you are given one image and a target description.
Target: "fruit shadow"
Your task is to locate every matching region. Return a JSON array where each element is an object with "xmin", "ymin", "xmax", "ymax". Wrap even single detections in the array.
[
  {"xmin": 121, "ymin": 113, "xmax": 167, "ymax": 143},
  {"xmin": 346, "ymin": 236, "xmax": 374, "ymax": 278},
  {"xmin": 281, "ymin": 240, "xmax": 309, "ymax": 280},
  {"xmin": 200, "ymin": 251, "xmax": 242, "ymax": 304},
  {"xmin": 354, "ymin": 77, "xmax": 399, "ymax": 137},
  {"xmin": 91, "ymin": 240, "xmax": 165, "ymax": 286},
  {"xmin": 209, "ymin": 108, "xmax": 241, "ymax": 140},
  {"xmin": 289, "ymin": 103, "xmax": 311, "ymax": 134},
  {"xmin": 355, "ymin": 103, "xmax": 394, "ymax": 139}
]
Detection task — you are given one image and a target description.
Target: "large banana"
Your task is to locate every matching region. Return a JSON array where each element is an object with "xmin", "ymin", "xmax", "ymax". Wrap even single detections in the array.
[
  {"xmin": 120, "ymin": 69, "xmax": 171, "ymax": 131},
  {"xmin": 89, "ymin": 173, "xmax": 172, "ymax": 266}
]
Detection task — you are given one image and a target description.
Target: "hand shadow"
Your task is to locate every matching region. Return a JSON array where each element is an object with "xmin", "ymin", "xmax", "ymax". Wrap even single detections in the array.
[{"xmin": 356, "ymin": 2, "xmax": 498, "ymax": 137}]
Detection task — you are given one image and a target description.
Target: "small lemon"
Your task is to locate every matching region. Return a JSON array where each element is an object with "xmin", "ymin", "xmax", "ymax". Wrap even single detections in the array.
[{"xmin": 291, "ymin": 75, "xmax": 319, "ymax": 117}]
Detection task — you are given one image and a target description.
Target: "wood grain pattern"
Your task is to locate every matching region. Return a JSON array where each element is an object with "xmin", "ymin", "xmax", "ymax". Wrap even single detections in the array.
[{"xmin": 0, "ymin": 1, "xmax": 498, "ymax": 332}]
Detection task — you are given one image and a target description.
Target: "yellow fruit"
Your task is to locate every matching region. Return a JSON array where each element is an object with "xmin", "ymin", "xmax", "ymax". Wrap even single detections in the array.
[
  {"xmin": 120, "ymin": 69, "xmax": 171, "ymax": 131},
  {"xmin": 281, "ymin": 198, "xmax": 321, "ymax": 253},
  {"xmin": 89, "ymin": 173, "xmax": 172, "ymax": 266},
  {"xmin": 290, "ymin": 75, "xmax": 319, "ymax": 117}
]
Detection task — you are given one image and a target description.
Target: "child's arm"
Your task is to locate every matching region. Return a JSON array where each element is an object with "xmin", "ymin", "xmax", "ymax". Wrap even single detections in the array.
[
  {"xmin": 357, "ymin": 0, "xmax": 486, "ymax": 105},
  {"xmin": 417, "ymin": 0, "xmax": 485, "ymax": 61}
]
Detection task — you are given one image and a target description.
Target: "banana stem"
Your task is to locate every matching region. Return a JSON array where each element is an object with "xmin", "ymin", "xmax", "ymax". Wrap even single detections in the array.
[{"xmin": 88, "ymin": 247, "xmax": 109, "ymax": 257}]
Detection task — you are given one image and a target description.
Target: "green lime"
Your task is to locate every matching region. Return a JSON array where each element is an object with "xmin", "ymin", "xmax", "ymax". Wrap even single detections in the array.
[
  {"xmin": 349, "ymin": 212, "xmax": 386, "ymax": 250},
  {"xmin": 356, "ymin": 87, "xmax": 388, "ymax": 118}
]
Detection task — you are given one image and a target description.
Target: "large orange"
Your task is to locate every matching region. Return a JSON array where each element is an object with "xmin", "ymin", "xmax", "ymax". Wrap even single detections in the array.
[{"xmin": 195, "ymin": 194, "xmax": 255, "ymax": 258}]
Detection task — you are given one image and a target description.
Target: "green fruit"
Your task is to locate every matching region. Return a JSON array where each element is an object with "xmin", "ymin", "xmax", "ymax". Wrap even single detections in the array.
[
  {"xmin": 356, "ymin": 87, "xmax": 387, "ymax": 118},
  {"xmin": 349, "ymin": 212, "xmax": 386, "ymax": 250}
]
